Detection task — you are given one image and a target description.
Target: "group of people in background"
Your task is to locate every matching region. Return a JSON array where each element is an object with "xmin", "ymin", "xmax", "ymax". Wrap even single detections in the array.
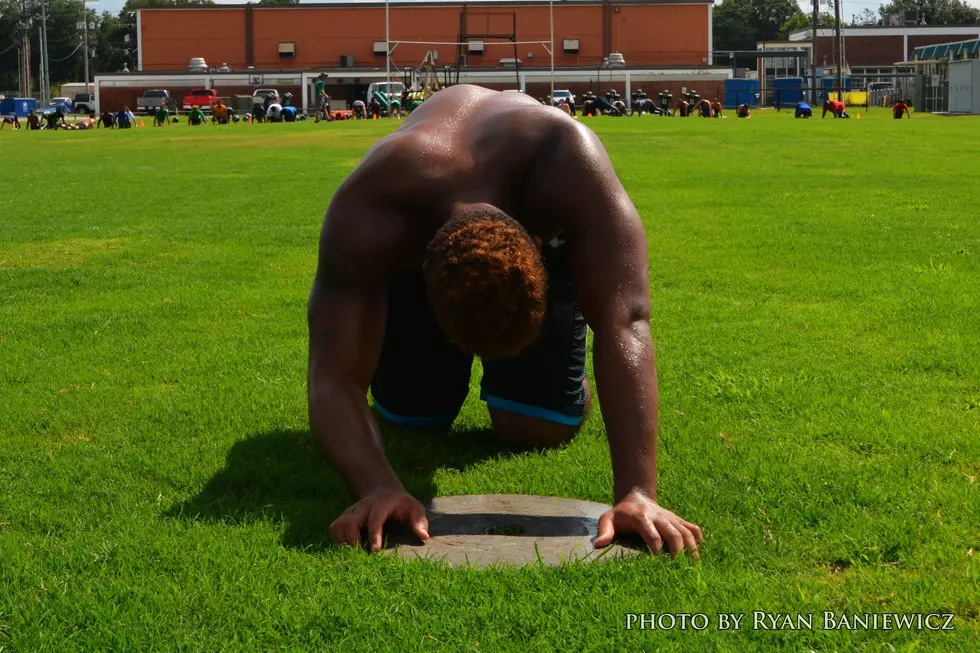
[{"xmin": 2, "ymin": 86, "xmax": 918, "ymax": 132}]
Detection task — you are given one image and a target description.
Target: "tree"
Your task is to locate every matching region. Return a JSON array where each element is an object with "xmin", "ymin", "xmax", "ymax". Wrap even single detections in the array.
[
  {"xmin": 778, "ymin": 12, "xmax": 843, "ymax": 39},
  {"xmin": 258, "ymin": 0, "xmax": 300, "ymax": 4},
  {"xmin": 713, "ymin": 0, "xmax": 807, "ymax": 51},
  {"xmin": 876, "ymin": 0, "xmax": 980, "ymax": 25},
  {"xmin": 852, "ymin": 8, "xmax": 880, "ymax": 25}
]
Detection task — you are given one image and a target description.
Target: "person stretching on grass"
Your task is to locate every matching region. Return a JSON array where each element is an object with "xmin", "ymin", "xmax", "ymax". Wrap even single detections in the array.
[
  {"xmin": 795, "ymin": 101, "xmax": 812, "ymax": 119},
  {"xmin": 187, "ymin": 106, "xmax": 206, "ymax": 126},
  {"xmin": 893, "ymin": 99, "xmax": 911, "ymax": 119},
  {"xmin": 98, "ymin": 109, "xmax": 115, "ymax": 128},
  {"xmin": 309, "ymin": 83, "xmax": 704, "ymax": 559},
  {"xmin": 822, "ymin": 98, "xmax": 848, "ymax": 118},
  {"xmin": 1, "ymin": 114, "xmax": 20, "ymax": 130},
  {"xmin": 154, "ymin": 102, "xmax": 172, "ymax": 127}
]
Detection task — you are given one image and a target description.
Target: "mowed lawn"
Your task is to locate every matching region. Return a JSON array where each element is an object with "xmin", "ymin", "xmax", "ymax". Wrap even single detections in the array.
[{"xmin": 1, "ymin": 109, "xmax": 978, "ymax": 652}]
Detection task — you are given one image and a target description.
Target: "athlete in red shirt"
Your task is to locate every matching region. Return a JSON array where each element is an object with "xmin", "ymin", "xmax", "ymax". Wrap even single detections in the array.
[
  {"xmin": 893, "ymin": 100, "xmax": 911, "ymax": 119},
  {"xmin": 822, "ymin": 99, "xmax": 848, "ymax": 118}
]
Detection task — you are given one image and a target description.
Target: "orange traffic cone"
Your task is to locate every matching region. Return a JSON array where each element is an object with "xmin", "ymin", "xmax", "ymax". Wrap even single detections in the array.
[
  {"xmin": 856, "ymin": 113, "xmax": 861, "ymax": 119},
  {"xmin": 140, "ymin": 119, "xmax": 145, "ymax": 128}
]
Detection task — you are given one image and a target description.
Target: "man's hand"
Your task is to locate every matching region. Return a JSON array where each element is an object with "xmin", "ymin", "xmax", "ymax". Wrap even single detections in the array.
[
  {"xmin": 329, "ymin": 488, "xmax": 430, "ymax": 552},
  {"xmin": 593, "ymin": 491, "xmax": 703, "ymax": 559}
]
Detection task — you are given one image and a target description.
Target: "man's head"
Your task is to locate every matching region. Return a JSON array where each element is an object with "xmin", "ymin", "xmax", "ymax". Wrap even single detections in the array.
[{"xmin": 424, "ymin": 205, "xmax": 547, "ymax": 360}]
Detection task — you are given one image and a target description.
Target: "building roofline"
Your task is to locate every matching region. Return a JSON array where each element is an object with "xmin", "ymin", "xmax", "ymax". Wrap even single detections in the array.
[
  {"xmin": 140, "ymin": 0, "xmax": 713, "ymax": 9},
  {"xmin": 790, "ymin": 25, "xmax": 980, "ymax": 39}
]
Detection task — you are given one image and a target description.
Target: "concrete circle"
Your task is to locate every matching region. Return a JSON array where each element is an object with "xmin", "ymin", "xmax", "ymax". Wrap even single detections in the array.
[{"xmin": 381, "ymin": 494, "xmax": 643, "ymax": 567}]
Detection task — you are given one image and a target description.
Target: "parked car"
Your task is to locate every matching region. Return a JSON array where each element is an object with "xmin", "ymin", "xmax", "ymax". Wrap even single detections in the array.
[
  {"xmin": 552, "ymin": 89, "xmax": 575, "ymax": 106},
  {"xmin": 251, "ymin": 88, "xmax": 280, "ymax": 110},
  {"xmin": 137, "ymin": 89, "xmax": 174, "ymax": 114},
  {"xmin": 182, "ymin": 88, "xmax": 220, "ymax": 111},
  {"xmin": 72, "ymin": 92, "xmax": 98, "ymax": 114},
  {"xmin": 41, "ymin": 97, "xmax": 72, "ymax": 115}
]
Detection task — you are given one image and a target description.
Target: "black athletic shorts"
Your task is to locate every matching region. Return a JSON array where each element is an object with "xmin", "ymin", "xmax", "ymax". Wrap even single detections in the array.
[{"xmin": 371, "ymin": 236, "xmax": 588, "ymax": 429}]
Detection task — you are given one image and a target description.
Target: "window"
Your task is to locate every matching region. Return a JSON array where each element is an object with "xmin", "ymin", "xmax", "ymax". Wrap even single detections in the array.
[
  {"xmin": 278, "ymin": 41, "xmax": 295, "ymax": 58},
  {"xmin": 563, "ymin": 38, "xmax": 579, "ymax": 55},
  {"xmin": 468, "ymin": 40, "xmax": 484, "ymax": 54},
  {"xmin": 373, "ymin": 41, "xmax": 388, "ymax": 56}
]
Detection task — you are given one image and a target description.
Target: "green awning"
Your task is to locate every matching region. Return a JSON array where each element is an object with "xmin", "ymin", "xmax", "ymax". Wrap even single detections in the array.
[{"xmin": 913, "ymin": 38, "xmax": 980, "ymax": 60}]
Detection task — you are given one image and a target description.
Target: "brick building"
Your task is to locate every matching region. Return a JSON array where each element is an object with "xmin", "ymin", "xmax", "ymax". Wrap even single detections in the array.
[
  {"xmin": 784, "ymin": 25, "xmax": 980, "ymax": 80},
  {"xmin": 92, "ymin": 0, "xmax": 732, "ymax": 113},
  {"xmin": 136, "ymin": 0, "xmax": 715, "ymax": 72}
]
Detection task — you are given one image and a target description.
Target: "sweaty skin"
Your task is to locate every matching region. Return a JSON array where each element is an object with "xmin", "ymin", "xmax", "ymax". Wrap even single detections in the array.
[{"xmin": 308, "ymin": 84, "xmax": 703, "ymax": 558}]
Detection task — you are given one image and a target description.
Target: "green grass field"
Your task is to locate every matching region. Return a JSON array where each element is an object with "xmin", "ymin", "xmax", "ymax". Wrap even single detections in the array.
[{"xmin": 1, "ymin": 109, "xmax": 978, "ymax": 652}]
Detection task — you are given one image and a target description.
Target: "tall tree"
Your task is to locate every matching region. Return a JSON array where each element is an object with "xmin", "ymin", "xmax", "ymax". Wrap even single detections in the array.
[
  {"xmin": 713, "ymin": 0, "xmax": 807, "ymax": 51},
  {"xmin": 876, "ymin": 0, "xmax": 980, "ymax": 24},
  {"xmin": 778, "ymin": 11, "xmax": 843, "ymax": 39}
]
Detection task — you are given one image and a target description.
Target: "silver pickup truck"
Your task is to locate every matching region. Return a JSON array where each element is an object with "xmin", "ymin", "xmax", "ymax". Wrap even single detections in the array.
[{"xmin": 136, "ymin": 89, "xmax": 175, "ymax": 114}]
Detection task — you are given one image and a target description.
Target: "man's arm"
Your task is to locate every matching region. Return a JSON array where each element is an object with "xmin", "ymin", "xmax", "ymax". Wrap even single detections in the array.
[
  {"xmin": 534, "ymin": 120, "xmax": 702, "ymax": 557},
  {"xmin": 308, "ymin": 182, "xmax": 430, "ymax": 550}
]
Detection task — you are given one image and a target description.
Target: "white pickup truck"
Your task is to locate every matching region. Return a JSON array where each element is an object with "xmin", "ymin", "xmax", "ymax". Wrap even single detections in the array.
[{"xmin": 251, "ymin": 89, "xmax": 279, "ymax": 111}]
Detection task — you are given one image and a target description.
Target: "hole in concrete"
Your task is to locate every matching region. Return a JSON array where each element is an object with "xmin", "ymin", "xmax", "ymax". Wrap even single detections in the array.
[{"xmin": 484, "ymin": 524, "xmax": 527, "ymax": 536}]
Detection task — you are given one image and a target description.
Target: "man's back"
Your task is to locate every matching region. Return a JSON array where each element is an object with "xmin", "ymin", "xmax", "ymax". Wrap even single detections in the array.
[{"xmin": 332, "ymin": 85, "xmax": 573, "ymax": 260}]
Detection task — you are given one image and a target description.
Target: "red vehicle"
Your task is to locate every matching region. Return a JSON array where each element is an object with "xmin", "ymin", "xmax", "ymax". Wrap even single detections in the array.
[{"xmin": 182, "ymin": 88, "xmax": 220, "ymax": 111}]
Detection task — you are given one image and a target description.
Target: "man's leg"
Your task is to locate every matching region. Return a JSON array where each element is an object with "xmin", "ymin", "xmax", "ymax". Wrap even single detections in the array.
[
  {"xmin": 371, "ymin": 271, "xmax": 474, "ymax": 429},
  {"xmin": 481, "ymin": 235, "xmax": 590, "ymax": 450}
]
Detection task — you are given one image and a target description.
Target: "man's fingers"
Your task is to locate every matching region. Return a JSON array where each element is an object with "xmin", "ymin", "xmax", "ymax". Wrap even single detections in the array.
[
  {"xmin": 366, "ymin": 503, "xmax": 391, "ymax": 553},
  {"xmin": 637, "ymin": 518, "xmax": 664, "ymax": 554},
  {"xmin": 338, "ymin": 503, "xmax": 370, "ymax": 546},
  {"xmin": 672, "ymin": 518, "xmax": 700, "ymax": 560},
  {"xmin": 682, "ymin": 519, "xmax": 704, "ymax": 544},
  {"xmin": 593, "ymin": 511, "xmax": 616, "ymax": 548},
  {"xmin": 655, "ymin": 518, "xmax": 684, "ymax": 558},
  {"xmin": 407, "ymin": 501, "xmax": 430, "ymax": 541}
]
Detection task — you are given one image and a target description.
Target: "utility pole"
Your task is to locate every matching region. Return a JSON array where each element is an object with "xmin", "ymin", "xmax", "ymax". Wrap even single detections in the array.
[
  {"xmin": 834, "ymin": 0, "xmax": 843, "ymax": 101},
  {"xmin": 40, "ymin": 0, "xmax": 51, "ymax": 104},
  {"xmin": 83, "ymin": 14, "xmax": 90, "ymax": 93},
  {"xmin": 811, "ymin": 0, "xmax": 819, "ymax": 104}
]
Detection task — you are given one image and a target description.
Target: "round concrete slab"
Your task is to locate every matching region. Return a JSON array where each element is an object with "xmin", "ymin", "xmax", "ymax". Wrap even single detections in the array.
[{"xmin": 381, "ymin": 494, "xmax": 643, "ymax": 567}]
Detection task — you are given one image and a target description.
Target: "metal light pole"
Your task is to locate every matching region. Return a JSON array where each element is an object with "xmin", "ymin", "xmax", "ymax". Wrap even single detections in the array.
[
  {"xmin": 385, "ymin": 0, "xmax": 390, "ymax": 90},
  {"xmin": 549, "ymin": 0, "xmax": 554, "ymax": 102},
  {"xmin": 41, "ymin": 0, "xmax": 50, "ymax": 104},
  {"xmin": 82, "ymin": 1, "xmax": 98, "ymax": 94},
  {"xmin": 811, "ymin": 0, "xmax": 818, "ymax": 104},
  {"xmin": 834, "ymin": 0, "xmax": 843, "ymax": 101}
]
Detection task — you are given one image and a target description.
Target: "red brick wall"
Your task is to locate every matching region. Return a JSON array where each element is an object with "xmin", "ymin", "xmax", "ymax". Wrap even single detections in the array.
[
  {"xmin": 140, "ymin": 3, "xmax": 711, "ymax": 71},
  {"xmin": 814, "ymin": 31, "xmax": 980, "ymax": 68}
]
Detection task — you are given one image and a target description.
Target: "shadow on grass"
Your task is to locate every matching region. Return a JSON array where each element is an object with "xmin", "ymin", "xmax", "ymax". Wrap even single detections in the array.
[{"xmin": 167, "ymin": 420, "xmax": 506, "ymax": 551}]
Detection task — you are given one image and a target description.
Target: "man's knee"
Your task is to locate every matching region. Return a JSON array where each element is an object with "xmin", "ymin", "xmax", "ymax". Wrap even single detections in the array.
[{"xmin": 489, "ymin": 379, "xmax": 592, "ymax": 450}]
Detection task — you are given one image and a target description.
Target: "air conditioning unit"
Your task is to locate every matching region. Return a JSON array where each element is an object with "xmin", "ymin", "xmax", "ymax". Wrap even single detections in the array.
[
  {"xmin": 563, "ymin": 38, "xmax": 579, "ymax": 55},
  {"xmin": 468, "ymin": 40, "xmax": 484, "ymax": 54},
  {"xmin": 903, "ymin": 9, "xmax": 919, "ymax": 24},
  {"xmin": 458, "ymin": 54, "xmax": 468, "ymax": 67},
  {"xmin": 278, "ymin": 41, "xmax": 295, "ymax": 58},
  {"xmin": 887, "ymin": 13, "xmax": 902, "ymax": 26},
  {"xmin": 339, "ymin": 55, "xmax": 355, "ymax": 67},
  {"xmin": 373, "ymin": 41, "xmax": 387, "ymax": 56}
]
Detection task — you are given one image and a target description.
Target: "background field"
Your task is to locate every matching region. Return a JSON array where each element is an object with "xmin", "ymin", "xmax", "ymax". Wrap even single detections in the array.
[{"xmin": 1, "ymin": 110, "xmax": 978, "ymax": 652}]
